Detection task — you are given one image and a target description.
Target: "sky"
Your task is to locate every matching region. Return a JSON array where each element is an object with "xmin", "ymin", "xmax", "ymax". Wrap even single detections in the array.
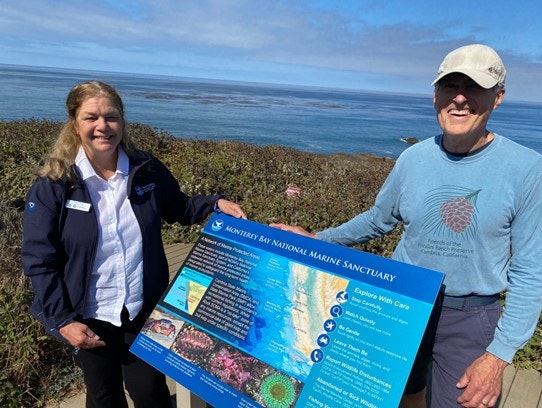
[{"xmin": 2, "ymin": 0, "xmax": 542, "ymax": 102}]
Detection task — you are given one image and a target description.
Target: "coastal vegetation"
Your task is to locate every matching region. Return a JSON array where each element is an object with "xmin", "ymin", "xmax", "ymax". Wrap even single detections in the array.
[{"xmin": 1, "ymin": 119, "xmax": 540, "ymax": 407}]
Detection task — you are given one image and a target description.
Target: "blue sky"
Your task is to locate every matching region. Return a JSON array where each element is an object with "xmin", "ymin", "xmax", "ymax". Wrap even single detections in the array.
[{"xmin": 2, "ymin": 0, "xmax": 542, "ymax": 102}]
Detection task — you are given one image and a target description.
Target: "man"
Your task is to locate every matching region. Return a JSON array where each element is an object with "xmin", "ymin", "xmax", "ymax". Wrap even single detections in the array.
[{"xmin": 271, "ymin": 44, "xmax": 542, "ymax": 407}]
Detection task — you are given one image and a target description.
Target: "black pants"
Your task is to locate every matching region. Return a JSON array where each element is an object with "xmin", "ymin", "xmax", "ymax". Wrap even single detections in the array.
[{"xmin": 74, "ymin": 309, "xmax": 172, "ymax": 408}]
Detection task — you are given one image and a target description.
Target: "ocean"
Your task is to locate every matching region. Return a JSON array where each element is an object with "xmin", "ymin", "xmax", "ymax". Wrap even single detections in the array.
[{"xmin": 1, "ymin": 64, "xmax": 541, "ymax": 159}]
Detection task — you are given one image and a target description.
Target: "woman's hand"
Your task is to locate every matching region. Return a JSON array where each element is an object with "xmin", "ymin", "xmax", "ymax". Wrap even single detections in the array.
[
  {"xmin": 59, "ymin": 321, "xmax": 106, "ymax": 349},
  {"xmin": 217, "ymin": 199, "xmax": 247, "ymax": 219},
  {"xmin": 269, "ymin": 223, "xmax": 318, "ymax": 239}
]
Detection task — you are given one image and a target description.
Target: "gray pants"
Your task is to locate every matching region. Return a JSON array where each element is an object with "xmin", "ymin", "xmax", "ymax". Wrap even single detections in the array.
[{"xmin": 428, "ymin": 299, "xmax": 501, "ymax": 407}]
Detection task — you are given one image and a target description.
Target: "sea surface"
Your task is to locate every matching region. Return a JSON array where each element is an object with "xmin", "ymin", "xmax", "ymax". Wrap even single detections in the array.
[{"xmin": 1, "ymin": 64, "xmax": 541, "ymax": 158}]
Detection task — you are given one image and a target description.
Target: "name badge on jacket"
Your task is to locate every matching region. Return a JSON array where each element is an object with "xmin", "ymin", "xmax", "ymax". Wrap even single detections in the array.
[{"xmin": 65, "ymin": 199, "xmax": 91, "ymax": 212}]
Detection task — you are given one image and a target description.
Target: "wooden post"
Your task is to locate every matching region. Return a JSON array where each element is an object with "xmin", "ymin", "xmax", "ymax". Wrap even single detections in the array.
[{"xmin": 175, "ymin": 383, "xmax": 207, "ymax": 408}]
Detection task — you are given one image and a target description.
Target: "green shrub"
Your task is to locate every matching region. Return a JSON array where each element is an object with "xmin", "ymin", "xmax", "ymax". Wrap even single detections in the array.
[{"xmin": 0, "ymin": 196, "xmax": 83, "ymax": 407}]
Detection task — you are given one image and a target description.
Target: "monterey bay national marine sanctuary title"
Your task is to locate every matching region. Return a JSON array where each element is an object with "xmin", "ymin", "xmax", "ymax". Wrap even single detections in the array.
[{"xmin": 223, "ymin": 225, "xmax": 397, "ymax": 283}]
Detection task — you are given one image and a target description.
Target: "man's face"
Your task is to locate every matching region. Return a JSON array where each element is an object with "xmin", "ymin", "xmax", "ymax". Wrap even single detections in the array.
[{"xmin": 433, "ymin": 73, "xmax": 505, "ymax": 140}]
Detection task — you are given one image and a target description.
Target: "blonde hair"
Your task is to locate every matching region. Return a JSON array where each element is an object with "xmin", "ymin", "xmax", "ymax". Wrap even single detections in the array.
[{"xmin": 38, "ymin": 81, "xmax": 138, "ymax": 181}]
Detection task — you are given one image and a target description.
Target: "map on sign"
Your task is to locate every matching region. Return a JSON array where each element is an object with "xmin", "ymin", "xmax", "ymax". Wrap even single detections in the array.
[{"xmin": 164, "ymin": 268, "xmax": 213, "ymax": 315}]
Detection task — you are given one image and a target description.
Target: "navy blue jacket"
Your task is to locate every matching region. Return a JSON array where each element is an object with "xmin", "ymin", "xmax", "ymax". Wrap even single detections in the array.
[{"xmin": 21, "ymin": 151, "xmax": 222, "ymax": 342}]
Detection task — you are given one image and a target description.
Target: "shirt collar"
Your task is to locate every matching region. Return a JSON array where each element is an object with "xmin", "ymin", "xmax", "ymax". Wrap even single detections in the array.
[{"xmin": 75, "ymin": 146, "xmax": 129, "ymax": 181}]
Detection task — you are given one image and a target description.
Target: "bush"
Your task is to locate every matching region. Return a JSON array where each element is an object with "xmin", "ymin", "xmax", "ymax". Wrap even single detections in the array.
[{"xmin": 0, "ymin": 197, "xmax": 83, "ymax": 407}]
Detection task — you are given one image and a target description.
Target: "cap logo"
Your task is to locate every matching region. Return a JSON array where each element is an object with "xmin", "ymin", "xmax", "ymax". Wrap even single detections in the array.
[{"xmin": 488, "ymin": 66, "xmax": 504, "ymax": 77}]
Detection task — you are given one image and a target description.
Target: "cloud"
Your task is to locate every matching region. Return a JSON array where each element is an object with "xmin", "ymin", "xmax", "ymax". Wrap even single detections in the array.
[{"xmin": 1, "ymin": 0, "xmax": 542, "ymax": 101}]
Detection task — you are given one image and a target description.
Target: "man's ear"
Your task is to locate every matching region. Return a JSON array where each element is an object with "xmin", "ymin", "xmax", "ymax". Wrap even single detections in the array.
[{"xmin": 493, "ymin": 88, "xmax": 506, "ymax": 110}]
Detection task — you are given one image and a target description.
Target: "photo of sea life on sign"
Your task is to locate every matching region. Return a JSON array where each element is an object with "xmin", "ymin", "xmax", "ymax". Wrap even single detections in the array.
[
  {"xmin": 248, "ymin": 366, "xmax": 303, "ymax": 408},
  {"xmin": 141, "ymin": 308, "xmax": 186, "ymax": 348},
  {"xmin": 170, "ymin": 321, "xmax": 218, "ymax": 365},
  {"xmin": 169, "ymin": 321, "xmax": 304, "ymax": 407}
]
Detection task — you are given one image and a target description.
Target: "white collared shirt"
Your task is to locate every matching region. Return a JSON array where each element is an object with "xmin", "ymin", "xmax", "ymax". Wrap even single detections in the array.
[{"xmin": 75, "ymin": 146, "xmax": 143, "ymax": 326}]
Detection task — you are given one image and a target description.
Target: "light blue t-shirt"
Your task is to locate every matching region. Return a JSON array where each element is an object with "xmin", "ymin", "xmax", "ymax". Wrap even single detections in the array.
[{"xmin": 317, "ymin": 134, "xmax": 542, "ymax": 362}]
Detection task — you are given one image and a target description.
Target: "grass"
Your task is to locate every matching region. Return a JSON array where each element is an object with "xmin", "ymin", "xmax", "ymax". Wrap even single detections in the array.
[{"xmin": 0, "ymin": 119, "xmax": 540, "ymax": 406}]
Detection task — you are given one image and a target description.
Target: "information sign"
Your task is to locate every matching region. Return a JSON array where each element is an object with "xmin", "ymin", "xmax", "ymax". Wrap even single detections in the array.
[{"xmin": 131, "ymin": 214, "xmax": 443, "ymax": 408}]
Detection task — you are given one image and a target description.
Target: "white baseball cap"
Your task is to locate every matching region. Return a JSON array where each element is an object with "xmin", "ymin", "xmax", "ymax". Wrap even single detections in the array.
[{"xmin": 432, "ymin": 44, "xmax": 506, "ymax": 89}]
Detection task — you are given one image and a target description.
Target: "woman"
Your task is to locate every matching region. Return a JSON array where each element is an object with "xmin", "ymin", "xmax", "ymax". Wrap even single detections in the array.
[{"xmin": 21, "ymin": 81, "xmax": 246, "ymax": 408}]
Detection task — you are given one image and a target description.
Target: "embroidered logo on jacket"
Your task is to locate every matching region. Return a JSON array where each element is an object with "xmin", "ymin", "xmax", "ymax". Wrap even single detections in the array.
[
  {"xmin": 422, "ymin": 186, "xmax": 481, "ymax": 239},
  {"xmin": 135, "ymin": 183, "xmax": 156, "ymax": 196}
]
